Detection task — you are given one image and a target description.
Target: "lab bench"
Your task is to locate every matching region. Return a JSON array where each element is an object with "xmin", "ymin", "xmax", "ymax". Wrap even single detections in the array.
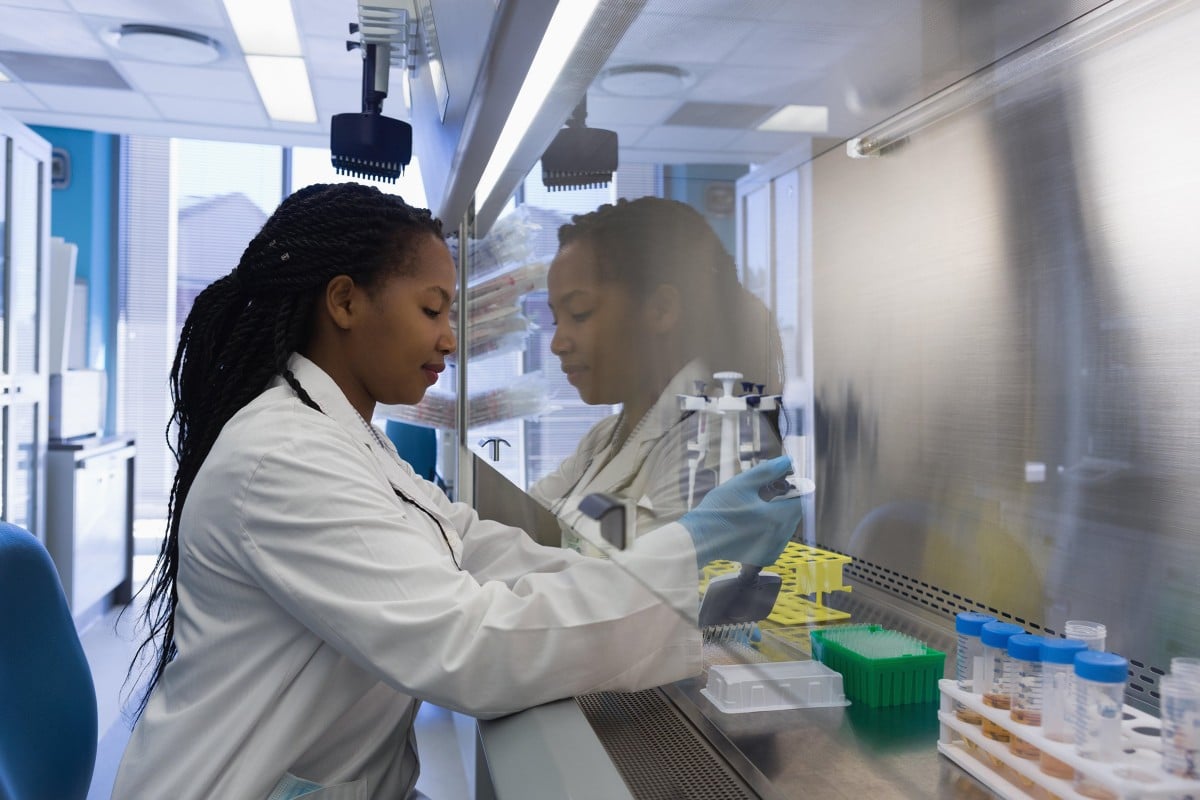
[{"xmin": 477, "ymin": 582, "xmax": 998, "ymax": 799}]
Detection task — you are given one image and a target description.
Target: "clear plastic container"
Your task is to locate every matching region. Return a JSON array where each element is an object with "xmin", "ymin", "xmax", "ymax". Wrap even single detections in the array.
[
  {"xmin": 954, "ymin": 612, "xmax": 996, "ymax": 724},
  {"xmin": 979, "ymin": 621, "xmax": 1025, "ymax": 742},
  {"xmin": 1160, "ymin": 673, "xmax": 1200, "ymax": 779},
  {"xmin": 1073, "ymin": 651, "xmax": 1128, "ymax": 799},
  {"xmin": 1007, "ymin": 633, "xmax": 1045, "ymax": 758},
  {"xmin": 1064, "ymin": 620, "xmax": 1106, "ymax": 651},
  {"xmin": 1039, "ymin": 637, "xmax": 1088, "ymax": 779},
  {"xmin": 701, "ymin": 660, "xmax": 850, "ymax": 714},
  {"xmin": 1171, "ymin": 656, "xmax": 1200, "ymax": 683}
]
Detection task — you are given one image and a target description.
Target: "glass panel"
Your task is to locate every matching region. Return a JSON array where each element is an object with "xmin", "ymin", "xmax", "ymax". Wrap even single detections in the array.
[
  {"xmin": 0, "ymin": 135, "xmax": 8, "ymax": 371},
  {"xmin": 7, "ymin": 401, "xmax": 37, "ymax": 532},
  {"xmin": 8, "ymin": 146, "xmax": 40, "ymax": 375}
]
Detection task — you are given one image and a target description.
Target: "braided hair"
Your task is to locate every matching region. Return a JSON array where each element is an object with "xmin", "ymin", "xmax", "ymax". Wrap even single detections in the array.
[
  {"xmin": 557, "ymin": 196, "xmax": 784, "ymax": 393},
  {"xmin": 129, "ymin": 183, "xmax": 443, "ymax": 718}
]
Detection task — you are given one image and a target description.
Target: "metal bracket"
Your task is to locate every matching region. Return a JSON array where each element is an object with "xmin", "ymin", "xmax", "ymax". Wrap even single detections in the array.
[{"xmin": 478, "ymin": 437, "xmax": 510, "ymax": 462}]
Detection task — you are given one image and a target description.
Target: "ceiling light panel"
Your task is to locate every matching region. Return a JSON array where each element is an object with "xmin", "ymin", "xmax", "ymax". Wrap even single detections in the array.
[
  {"xmin": 245, "ymin": 54, "xmax": 316, "ymax": 122},
  {"xmin": 222, "ymin": 0, "xmax": 302, "ymax": 56},
  {"xmin": 757, "ymin": 104, "xmax": 828, "ymax": 132}
]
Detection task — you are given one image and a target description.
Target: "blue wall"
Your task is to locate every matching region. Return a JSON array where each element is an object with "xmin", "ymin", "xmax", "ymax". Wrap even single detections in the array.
[{"xmin": 30, "ymin": 126, "xmax": 115, "ymax": 425}]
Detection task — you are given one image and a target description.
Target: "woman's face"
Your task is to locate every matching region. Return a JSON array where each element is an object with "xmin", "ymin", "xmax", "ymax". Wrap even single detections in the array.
[
  {"xmin": 547, "ymin": 240, "xmax": 646, "ymax": 406},
  {"xmin": 353, "ymin": 234, "xmax": 458, "ymax": 406}
]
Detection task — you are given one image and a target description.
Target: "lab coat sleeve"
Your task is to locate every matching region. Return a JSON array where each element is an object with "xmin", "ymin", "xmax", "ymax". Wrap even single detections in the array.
[
  {"xmin": 527, "ymin": 414, "xmax": 617, "ymax": 510},
  {"xmin": 232, "ymin": 415, "xmax": 701, "ymax": 719}
]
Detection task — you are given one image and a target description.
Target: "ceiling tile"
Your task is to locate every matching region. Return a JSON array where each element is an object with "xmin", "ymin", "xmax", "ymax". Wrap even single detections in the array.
[
  {"xmin": 304, "ymin": 35, "xmax": 362, "ymax": 81},
  {"xmin": 724, "ymin": 24, "xmax": 853, "ymax": 70},
  {"xmin": 584, "ymin": 94, "xmax": 681, "ymax": 128},
  {"xmin": 0, "ymin": 0, "xmax": 72, "ymax": 10},
  {"xmin": 0, "ymin": 80, "xmax": 47, "ymax": 108},
  {"xmin": 635, "ymin": 125, "xmax": 740, "ymax": 150},
  {"xmin": 611, "ymin": 12, "xmax": 758, "ymax": 66},
  {"xmin": 311, "ymin": 76, "xmax": 361, "ymax": 117},
  {"xmin": 294, "ymin": 0, "xmax": 358, "ymax": 39},
  {"xmin": 66, "ymin": 0, "xmax": 227, "ymax": 29},
  {"xmin": 0, "ymin": 8, "xmax": 108, "ymax": 57},
  {"xmin": 151, "ymin": 94, "xmax": 267, "ymax": 126},
  {"xmin": 119, "ymin": 60, "xmax": 257, "ymax": 101},
  {"xmin": 689, "ymin": 65, "xmax": 819, "ymax": 105},
  {"xmin": 28, "ymin": 82, "xmax": 160, "ymax": 116}
]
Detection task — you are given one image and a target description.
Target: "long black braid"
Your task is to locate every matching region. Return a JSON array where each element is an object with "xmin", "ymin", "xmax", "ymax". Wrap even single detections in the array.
[
  {"xmin": 128, "ymin": 183, "xmax": 443, "ymax": 719},
  {"xmin": 557, "ymin": 196, "xmax": 784, "ymax": 394}
]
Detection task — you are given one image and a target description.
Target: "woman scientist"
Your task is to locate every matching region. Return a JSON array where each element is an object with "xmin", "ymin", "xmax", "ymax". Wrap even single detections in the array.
[
  {"xmin": 113, "ymin": 183, "xmax": 803, "ymax": 800},
  {"xmin": 531, "ymin": 196, "xmax": 785, "ymax": 553}
]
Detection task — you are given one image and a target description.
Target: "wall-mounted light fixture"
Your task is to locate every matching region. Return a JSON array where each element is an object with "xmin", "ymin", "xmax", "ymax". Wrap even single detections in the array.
[{"xmin": 848, "ymin": 0, "xmax": 1185, "ymax": 158}]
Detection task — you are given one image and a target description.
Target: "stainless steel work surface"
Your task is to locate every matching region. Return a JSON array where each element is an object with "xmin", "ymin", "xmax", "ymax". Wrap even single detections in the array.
[{"xmin": 573, "ymin": 584, "xmax": 1000, "ymax": 800}]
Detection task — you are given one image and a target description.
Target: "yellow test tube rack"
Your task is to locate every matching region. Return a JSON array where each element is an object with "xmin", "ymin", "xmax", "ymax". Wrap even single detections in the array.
[{"xmin": 700, "ymin": 542, "xmax": 853, "ymax": 626}]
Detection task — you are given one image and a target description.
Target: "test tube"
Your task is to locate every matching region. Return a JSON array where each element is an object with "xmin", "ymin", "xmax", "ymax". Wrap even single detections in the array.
[
  {"xmin": 954, "ymin": 612, "xmax": 996, "ymax": 724},
  {"xmin": 979, "ymin": 621, "xmax": 1025, "ymax": 742},
  {"xmin": 1039, "ymin": 638, "xmax": 1088, "ymax": 779},
  {"xmin": 1160, "ymin": 673, "xmax": 1200, "ymax": 780},
  {"xmin": 1008, "ymin": 634, "xmax": 1046, "ymax": 759},
  {"xmin": 1064, "ymin": 620, "xmax": 1107, "ymax": 651},
  {"xmin": 1073, "ymin": 651, "xmax": 1128, "ymax": 800}
]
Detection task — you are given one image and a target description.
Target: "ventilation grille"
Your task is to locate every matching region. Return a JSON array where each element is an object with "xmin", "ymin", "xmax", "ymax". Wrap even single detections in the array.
[
  {"xmin": 577, "ymin": 689, "xmax": 756, "ymax": 800},
  {"xmin": 0, "ymin": 51, "xmax": 131, "ymax": 89},
  {"xmin": 827, "ymin": 546, "xmax": 1167, "ymax": 714},
  {"xmin": 663, "ymin": 101, "xmax": 774, "ymax": 128}
]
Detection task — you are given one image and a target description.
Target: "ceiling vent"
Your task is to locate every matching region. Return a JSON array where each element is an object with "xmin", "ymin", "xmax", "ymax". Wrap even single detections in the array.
[
  {"xmin": 0, "ymin": 51, "xmax": 131, "ymax": 90},
  {"xmin": 664, "ymin": 101, "xmax": 775, "ymax": 129}
]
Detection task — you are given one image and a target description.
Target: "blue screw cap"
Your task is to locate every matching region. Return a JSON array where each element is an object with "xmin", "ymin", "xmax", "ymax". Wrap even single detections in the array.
[
  {"xmin": 980, "ymin": 621, "xmax": 1025, "ymax": 648},
  {"xmin": 1074, "ymin": 651, "xmax": 1128, "ymax": 683},
  {"xmin": 1007, "ymin": 633, "xmax": 1045, "ymax": 661},
  {"xmin": 956, "ymin": 612, "xmax": 996, "ymax": 636},
  {"xmin": 1041, "ymin": 638, "xmax": 1088, "ymax": 664}
]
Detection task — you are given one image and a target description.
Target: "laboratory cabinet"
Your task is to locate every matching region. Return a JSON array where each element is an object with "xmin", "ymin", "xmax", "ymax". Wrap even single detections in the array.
[
  {"xmin": 45, "ymin": 435, "xmax": 135, "ymax": 623},
  {"xmin": 0, "ymin": 109, "xmax": 51, "ymax": 541}
]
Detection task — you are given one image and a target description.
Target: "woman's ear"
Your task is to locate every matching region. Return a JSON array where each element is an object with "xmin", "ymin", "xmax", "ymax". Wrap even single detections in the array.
[
  {"xmin": 323, "ymin": 275, "xmax": 358, "ymax": 330},
  {"xmin": 645, "ymin": 283, "xmax": 682, "ymax": 335}
]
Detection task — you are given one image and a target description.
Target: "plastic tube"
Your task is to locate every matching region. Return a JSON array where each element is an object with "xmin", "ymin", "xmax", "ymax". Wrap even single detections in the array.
[
  {"xmin": 1039, "ymin": 638, "xmax": 1088, "ymax": 778},
  {"xmin": 1073, "ymin": 651, "xmax": 1128, "ymax": 799},
  {"xmin": 954, "ymin": 612, "xmax": 996, "ymax": 724}
]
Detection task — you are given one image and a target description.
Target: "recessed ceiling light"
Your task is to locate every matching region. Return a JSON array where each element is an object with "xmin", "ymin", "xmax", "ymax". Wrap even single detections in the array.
[
  {"xmin": 106, "ymin": 24, "xmax": 223, "ymax": 66},
  {"xmin": 598, "ymin": 64, "xmax": 693, "ymax": 97},
  {"xmin": 757, "ymin": 104, "xmax": 828, "ymax": 133}
]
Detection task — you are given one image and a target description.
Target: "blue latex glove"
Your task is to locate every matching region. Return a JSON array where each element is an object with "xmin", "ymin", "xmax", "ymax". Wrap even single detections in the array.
[{"xmin": 680, "ymin": 455, "xmax": 804, "ymax": 569}]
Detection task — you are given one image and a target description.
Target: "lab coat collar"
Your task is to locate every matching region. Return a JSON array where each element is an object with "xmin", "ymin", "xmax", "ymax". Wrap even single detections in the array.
[
  {"xmin": 618, "ymin": 359, "xmax": 711, "ymax": 457},
  {"xmin": 273, "ymin": 355, "xmax": 465, "ymax": 560},
  {"xmin": 274, "ymin": 355, "xmax": 416, "ymax": 493}
]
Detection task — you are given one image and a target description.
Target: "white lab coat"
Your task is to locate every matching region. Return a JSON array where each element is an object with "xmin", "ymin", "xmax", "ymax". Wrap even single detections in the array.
[
  {"xmin": 112, "ymin": 354, "xmax": 700, "ymax": 800},
  {"xmin": 530, "ymin": 360, "xmax": 718, "ymax": 555}
]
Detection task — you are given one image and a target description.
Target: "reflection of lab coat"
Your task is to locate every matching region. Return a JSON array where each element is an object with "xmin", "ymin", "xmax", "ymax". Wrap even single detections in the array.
[
  {"xmin": 112, "ymin": 355, "xmax": 700, "ymax": 800},
  {"xmin": 531, "ymin": 360, "xmax": 716, "ymax": 556}
]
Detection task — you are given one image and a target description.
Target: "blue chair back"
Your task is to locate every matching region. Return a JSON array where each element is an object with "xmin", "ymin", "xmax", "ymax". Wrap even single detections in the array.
[
  {"xmin": 385, "ymin": 420, "xmax": 437, "ymax": 482},
  {"xmin": 0, "ymin": 522, "xmax": 98, "ymax": 800}
]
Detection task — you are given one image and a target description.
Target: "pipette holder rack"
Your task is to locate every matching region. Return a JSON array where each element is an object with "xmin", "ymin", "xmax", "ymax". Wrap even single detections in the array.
[{"xmin": 938, "ymin": 679, "xmax": 1200, "ymax": 799}]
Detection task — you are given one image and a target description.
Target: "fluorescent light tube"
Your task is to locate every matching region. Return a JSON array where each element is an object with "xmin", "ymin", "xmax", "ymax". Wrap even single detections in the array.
[
  {"xmin": 475, "ymin": 0, "xmax": 602, "ymax": 205},
  {"xmin": 222, "ymin": 0, "xmax": 302, "ymax": 57},
  {"xmin": 246, "ymin": 55, "xmax": 317, "ymax": 122},
  {"xmin": 757, "ymin": 104, "xmax": 828, "ymax": 133},
  {"xmin": 0, "ymin": 69, "xmax": 9, "ymax": 82}
]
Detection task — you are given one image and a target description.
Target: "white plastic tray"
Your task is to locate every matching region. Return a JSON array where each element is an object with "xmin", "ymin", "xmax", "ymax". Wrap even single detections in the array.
[
  {"xmin": 701, "ymin": 659, "xmax": 850, "ymax": 714},
  {"xmin": 938, "ymin": 679, "xmax": 1199, "ymax": 799}
]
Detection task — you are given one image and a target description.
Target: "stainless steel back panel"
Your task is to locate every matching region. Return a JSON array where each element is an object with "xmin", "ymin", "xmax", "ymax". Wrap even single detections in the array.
[{"xmin": 811, "ymin": 0, "xmax": 1200, "ymax": 689}]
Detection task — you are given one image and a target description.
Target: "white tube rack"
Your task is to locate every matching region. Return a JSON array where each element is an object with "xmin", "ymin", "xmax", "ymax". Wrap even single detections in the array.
[{"xmin": 938, "ymin": 679, "xmax": 1199, "ymax": 799}]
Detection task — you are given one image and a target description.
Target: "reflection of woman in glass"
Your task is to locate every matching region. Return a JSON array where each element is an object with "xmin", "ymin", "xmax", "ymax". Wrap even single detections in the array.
[{"xmin": 531, "ymin": 197, "xmax": 784, "ymax": 554}]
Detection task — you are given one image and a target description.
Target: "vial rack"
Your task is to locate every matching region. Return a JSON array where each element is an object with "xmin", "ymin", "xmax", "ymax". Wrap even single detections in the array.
[{"xmin": 938, "ymin": 679, "xmax": 1200, "ymax": 799}]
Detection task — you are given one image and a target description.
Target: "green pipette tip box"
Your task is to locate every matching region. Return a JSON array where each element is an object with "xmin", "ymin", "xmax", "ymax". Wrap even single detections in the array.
[{"xmin": 810, "ymin": 624, "xmax": 946, "ymax": 708}]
